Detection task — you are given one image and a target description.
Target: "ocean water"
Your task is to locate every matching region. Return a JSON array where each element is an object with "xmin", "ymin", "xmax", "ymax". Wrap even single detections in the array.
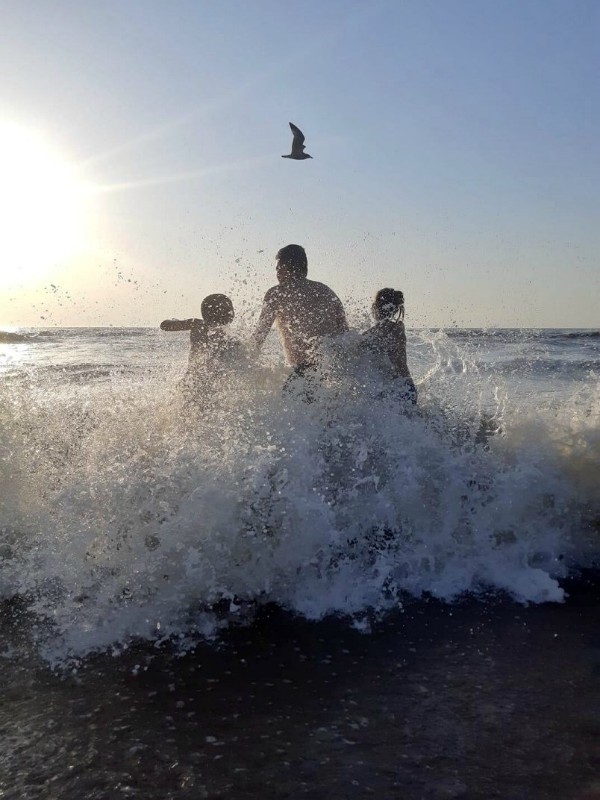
[
  {"xmin": 2, "ymin": 325, "xmax": 600, "ymax": 798},
  {"xmin": 1, "ymin": 325, "xmax": 598, "ymax": 664}
]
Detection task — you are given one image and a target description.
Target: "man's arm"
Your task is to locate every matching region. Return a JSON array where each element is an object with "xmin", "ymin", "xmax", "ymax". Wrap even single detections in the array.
[
  {"xmin": 332, "ymin": 296, "xmax": 349, "ymax": 333},
  {"xmin": 249, "ymin": 290, "xmax": 278, "ymax": 353},
  {"xmin": 159, "ymin": 318, "xmax": 201, "ymax": 331}
]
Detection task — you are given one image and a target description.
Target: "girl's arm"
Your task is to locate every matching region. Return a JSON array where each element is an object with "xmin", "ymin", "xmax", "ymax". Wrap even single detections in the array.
[{"xmin": 389, "ymin": 322, "xmax": 409, "ymax": 377}]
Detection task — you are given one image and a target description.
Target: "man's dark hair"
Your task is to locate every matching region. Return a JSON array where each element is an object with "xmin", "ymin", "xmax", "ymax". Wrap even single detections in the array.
[{"xmin": 276, "ymin": 244, "xmax": 308, "ymax": 277}]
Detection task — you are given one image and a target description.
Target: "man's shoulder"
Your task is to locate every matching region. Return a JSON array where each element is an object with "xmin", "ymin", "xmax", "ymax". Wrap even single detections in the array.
[
  {"xmin": 305, "ymin": 279, "xmax": 340, "ymax": 297},
  {"xmin": 264, "ymin": 279, "xmax": 342, "ymax": 305},
  {"xmin": 305, "ymin": 278, "xmax": 328, "ymax": 289},
  {"xmin": 263, "ymin": 284, "xmax": 282, "ymax": 303}
]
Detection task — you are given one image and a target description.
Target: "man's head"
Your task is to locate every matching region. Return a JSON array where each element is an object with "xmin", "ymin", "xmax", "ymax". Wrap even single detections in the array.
[
  {"xmin": 201, "ymin": 293, "xmax": 235, "ymax": 326},
  {"xmin": 276, "ymin": 244, "xmax": 308, "ymax": 283}
]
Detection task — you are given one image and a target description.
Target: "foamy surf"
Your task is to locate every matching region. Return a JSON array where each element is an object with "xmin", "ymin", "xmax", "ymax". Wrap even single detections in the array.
[{"xmin": 0, "ymin": 328, "xmax": 599, "ymax": 665}]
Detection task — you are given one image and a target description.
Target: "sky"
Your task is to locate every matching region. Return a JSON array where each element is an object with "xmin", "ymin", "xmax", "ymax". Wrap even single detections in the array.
[{"xmin": 0, "ymin": 0, "xmax": 598, "ymax": 328}]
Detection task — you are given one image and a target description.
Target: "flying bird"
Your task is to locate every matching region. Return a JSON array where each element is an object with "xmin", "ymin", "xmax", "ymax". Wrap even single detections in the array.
[{"xmin": 282, "ymin": 122, "xmax": 313, "ymax": 160}]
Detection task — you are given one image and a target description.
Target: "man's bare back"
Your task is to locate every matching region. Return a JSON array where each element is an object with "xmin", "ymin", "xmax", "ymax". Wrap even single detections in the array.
[{"xmin": 251, "ymin": 245, "xmax": 348, "ymax": 366}]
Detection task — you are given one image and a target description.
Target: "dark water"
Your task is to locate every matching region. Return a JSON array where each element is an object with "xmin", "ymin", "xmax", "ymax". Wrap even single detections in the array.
[{"xmin": 3, "ymin": 581, "xmax": 600, "ymax": 799}]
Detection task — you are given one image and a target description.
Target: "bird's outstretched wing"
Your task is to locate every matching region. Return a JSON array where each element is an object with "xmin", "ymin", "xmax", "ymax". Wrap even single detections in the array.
[{"xmin": 289, "ymin": 122, "xmax": 306, "ymax": 151}]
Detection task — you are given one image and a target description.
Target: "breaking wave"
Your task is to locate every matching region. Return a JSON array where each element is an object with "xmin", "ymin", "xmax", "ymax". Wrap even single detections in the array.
[{"xmin": 0, "ymin": 329, "xmax": 599, "ymax": 665}]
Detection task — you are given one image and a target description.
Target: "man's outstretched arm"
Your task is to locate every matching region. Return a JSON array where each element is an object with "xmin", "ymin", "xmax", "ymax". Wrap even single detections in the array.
[{"xmin": 249, "ymin": 293, "xmax": 277, "ymax": 353}]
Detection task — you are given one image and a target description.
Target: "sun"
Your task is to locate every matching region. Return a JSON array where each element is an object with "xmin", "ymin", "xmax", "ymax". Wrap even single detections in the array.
[{"xmin": 0, "ymin": 122, "xmax": 89, "ymax": 286}]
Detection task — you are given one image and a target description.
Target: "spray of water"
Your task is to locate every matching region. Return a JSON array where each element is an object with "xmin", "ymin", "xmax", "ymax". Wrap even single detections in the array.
[{"xmin": 0, "ymin": 330, "xmax": 598, "ymax": 664}]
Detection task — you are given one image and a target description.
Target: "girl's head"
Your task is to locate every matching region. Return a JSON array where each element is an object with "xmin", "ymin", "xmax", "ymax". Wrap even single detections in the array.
[
  {"xmin": 201, "ymin": 294, "xmax": 235, "ymax": 326},
  {"xmin": 372, "ymin": 288, "xmax": 404, "ymax": 321}
]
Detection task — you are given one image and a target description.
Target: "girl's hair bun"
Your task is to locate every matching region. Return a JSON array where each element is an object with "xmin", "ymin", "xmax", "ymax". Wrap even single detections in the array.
[{"xmin": 373, "ymin": 288, "xmax": 404, "ymax": 318}]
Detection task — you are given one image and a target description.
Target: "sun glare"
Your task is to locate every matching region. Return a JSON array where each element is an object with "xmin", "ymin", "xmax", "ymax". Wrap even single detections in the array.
[{"xmin": 0, "ymin": 123, "xmax": 88, "ymax": 286}]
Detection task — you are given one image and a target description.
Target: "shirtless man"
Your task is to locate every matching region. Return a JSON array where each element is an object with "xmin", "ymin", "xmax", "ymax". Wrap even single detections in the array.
[{"xmin": 250, "ymin": 244, "xmax": 348, "ymax": 397}]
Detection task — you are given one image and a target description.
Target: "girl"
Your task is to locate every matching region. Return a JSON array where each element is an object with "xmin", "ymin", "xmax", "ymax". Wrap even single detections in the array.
[{"xmin": 362, "ymin": 288, "xmax": 417, "ymax": 405}]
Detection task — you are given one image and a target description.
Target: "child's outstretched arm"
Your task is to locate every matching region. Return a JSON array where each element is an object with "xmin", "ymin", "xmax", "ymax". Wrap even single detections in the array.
[{"xmin": 159, "ymin": 318, "xmax": 201, "ymax": 331}]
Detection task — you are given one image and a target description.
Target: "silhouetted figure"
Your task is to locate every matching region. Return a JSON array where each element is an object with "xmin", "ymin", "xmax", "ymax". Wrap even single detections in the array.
[
  {"xmin": 282, "ymin": 123, "xmax": 313, "ymax": 160},
  {"xmin": 160, "ymin": 294, "xmax": 245, "ymax": 404},
  {"xmin": 251, "ymin": 244, "xmax": 348, "ymax": 399},
  {"xmin": 362, "ymin": 288, "xmax": 417, "ymax": 405}
]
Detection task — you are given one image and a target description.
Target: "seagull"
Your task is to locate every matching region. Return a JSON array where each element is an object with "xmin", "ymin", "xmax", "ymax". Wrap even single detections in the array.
[{"xmin": 282, "ymin": 122, "xmax": 313, "ymax": 160}]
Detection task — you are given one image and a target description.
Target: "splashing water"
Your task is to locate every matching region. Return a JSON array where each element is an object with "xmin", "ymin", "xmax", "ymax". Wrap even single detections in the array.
[{"xmin": 0, "ymin": 327, "xmax": 598, "ymax": 664}]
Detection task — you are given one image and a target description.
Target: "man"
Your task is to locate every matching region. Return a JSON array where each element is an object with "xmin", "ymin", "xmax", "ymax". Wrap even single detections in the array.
[{"xmin": 250, "ymin": 244, "xmax": 348, "ymax": 397}]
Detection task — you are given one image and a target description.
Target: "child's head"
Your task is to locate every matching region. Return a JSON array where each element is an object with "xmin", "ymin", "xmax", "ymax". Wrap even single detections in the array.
[
  {"xmin": 372, "ymin": 288, "xmax": 404, "ymax": 321},
  {"xmin": 201, "ymin": 294, "xmax": 235, "ymax": 326}
]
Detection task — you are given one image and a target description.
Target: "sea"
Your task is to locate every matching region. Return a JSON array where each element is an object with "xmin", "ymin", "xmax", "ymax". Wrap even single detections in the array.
[{"xmin": 1, "ymin": 325, "xmax": 599, "ymax": 799}]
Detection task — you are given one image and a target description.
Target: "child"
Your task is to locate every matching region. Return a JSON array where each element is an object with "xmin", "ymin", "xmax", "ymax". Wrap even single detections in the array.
[
  {"xmin": 362, "ymin": 288, "xmax": 417, "ymax": 405},
  {"xmin": 160, "ymin": 293, "xmax": 245, "ymax": 402}
]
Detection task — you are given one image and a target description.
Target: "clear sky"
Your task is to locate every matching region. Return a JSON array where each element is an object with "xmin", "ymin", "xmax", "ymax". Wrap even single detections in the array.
[{"xmin": 0, "ymin": 0, "xmax": 598, "ymax": 328}]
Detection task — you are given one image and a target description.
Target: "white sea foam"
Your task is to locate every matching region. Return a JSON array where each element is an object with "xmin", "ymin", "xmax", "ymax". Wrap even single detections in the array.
[{"xmin": 0, "ymin": 328, "xmax": 598, "ymax": 664}]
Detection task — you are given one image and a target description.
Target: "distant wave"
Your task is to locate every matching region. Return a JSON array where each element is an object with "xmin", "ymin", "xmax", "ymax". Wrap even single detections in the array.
[
  {"xmin": 36, "ymin": 363, "xmax": 148, "ymax": 384},
  {"xmin": 4, "ymin": 328, "xmax": 155, "ymax": 343},
  {"xmin": 552, "ymin": 330, "xmax": 600, "ymax": 341},
  {"xmin": 437, "ymin": 329, "xmax": 549, "ymax": 346},
  {"xmin": 0, "ymin": 331, "xmax": 29, "ymax": 343},
  {"xmin": 440, "ymin": 328, "xmax": 599, "ymax": 343},
  {"xmin": 484, "ymin": 357, "xmax": 600, "ymax": 376},
  {"xmin": 441, "ymin": 328, "xmax": 514, "ymax": 339},
  {"xmin": 73, "ymin": 327, "xmax": 152, "ymax": 338}
]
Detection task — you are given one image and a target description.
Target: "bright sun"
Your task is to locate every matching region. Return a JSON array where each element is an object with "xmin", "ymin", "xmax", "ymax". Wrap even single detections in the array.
[{"xmin": 0, "ymin": 122, "xmax": 88, "ymax": 285}]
